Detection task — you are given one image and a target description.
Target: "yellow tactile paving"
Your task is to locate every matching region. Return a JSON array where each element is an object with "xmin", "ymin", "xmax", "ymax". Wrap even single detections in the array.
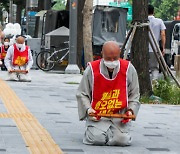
[
  {"xmin": 0, "ymin": 113, "xmax": 32, "ymax": 118},
  {"xmin": 0, "ymin": 79, "xmax": 63, "ymax": 154}
]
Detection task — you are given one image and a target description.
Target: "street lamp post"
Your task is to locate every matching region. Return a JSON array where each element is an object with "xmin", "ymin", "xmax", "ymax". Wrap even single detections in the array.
[{"xmin": 65, "ymin": 0, "xmax": 80, "ymax": 74}]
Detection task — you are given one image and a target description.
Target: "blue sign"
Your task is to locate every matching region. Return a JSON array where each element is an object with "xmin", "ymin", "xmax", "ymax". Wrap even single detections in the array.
[{"xmin": 28, "ymin": 11, "xmax": 37, "ymax": 17}]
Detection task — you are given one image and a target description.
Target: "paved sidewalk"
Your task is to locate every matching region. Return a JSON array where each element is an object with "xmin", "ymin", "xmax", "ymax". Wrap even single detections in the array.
[{"xmin": 0, "ymin": 70, "xmax": 179, "ymax": 154}]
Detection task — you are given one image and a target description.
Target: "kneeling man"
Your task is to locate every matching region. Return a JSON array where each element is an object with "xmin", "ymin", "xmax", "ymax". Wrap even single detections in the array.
[
  {"xmin": 76, "ymin": 41, "xmax": 140, "ymax": 146},
  {"xmin": 5, "ymin": 36, "xmax": 33, "ymax": 82}
]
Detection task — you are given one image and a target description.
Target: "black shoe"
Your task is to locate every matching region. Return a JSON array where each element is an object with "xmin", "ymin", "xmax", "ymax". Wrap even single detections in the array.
[{"xmin": 1, "ymin": 67, "xmax": 7, "ymax": 71}]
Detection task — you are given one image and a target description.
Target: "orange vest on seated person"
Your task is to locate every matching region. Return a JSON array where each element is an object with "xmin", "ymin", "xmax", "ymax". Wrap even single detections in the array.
[
  {"xmin": 0, "ymin": 45, "xmax": 7, "ymax": 59},
  {"xmin": 88, "ymin": 59, "xmax": 129, "ymax": 114},
  {"xmin": 13, "ymin": 44, "xmax": 29, "ymax": 66}
]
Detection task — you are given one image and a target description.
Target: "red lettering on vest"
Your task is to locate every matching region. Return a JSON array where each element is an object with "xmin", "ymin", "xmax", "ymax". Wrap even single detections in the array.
[
  {"xmin": 13, "ymin": 44, "xmax": 29, "ymax": 66},
  {"xmin": 89, "ymin": 59, "xmax": 129, "ymax": 114}
]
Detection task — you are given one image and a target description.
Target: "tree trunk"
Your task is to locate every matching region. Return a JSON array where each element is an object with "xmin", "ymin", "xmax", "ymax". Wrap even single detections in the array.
[
  {"xmin": 77, "ymin": 0, "xmax": 86, "ymax": 68},
  {"xmin": 131, "ymin": 0, "xmax": 152, "ymax": 96},
  {"xmin": 174, "ymin": 55, "xmax": 180, "ymax": 78},
  {"xmin": 37, "ymin": 0, "xmax": 51, "ymax": 10},
  {"xmin": 16, "ymin": 4, "xmax": 22, "ymax": 24},
  {"xmin": 38, "ymin": 0, "xmax": 44, "ymax": 11},
  {"xmin": 44, "ymin": 0, "xmax": 52, "ymax": 10},
  {"xmin": 0, "ymin": 7, "xmax": 3, "ymax": 24},
  {"xmin": 66, "ymin": 0, "xmax": 70, "ymax": 11},
  {"xmin": 83, "ymin": 0, "xmax": 93, "ymax": 66}
]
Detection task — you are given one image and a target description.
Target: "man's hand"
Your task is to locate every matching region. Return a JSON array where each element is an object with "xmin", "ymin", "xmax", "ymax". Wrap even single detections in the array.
[
  {"xmin": 87, "ymin": 108, "xmax": 100, "ymax": 122},
  {"xmin": 161, "ymin": 30, "xmax": 166, "ymax": 56},
  {"xmin": 121, "ymin": 110, "xmax": 133, "ymax": 124},
  {"xmin": 161, "ymin": 48, "xmax": 165, "ymax": 56},
  {"xmin": 26, "ymin": 69, "xmax": 30, "ymax": 73},
  {"xmin": 8, "ymin": 68, "xmax": 13, "ymax": 73}
]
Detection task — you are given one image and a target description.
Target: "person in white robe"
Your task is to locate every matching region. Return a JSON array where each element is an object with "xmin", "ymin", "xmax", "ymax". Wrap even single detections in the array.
[{"xmin": 5, "ymin": 36, "xmax": 33, "ymax": 82}]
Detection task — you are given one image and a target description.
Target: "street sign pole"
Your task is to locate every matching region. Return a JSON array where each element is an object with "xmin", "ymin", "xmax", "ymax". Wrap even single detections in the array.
[{"xmin": 65, "ymin": 0, "xmax": 80, "ymax": 74}]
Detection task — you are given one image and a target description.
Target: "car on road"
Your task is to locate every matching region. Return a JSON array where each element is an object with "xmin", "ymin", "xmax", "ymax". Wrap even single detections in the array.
[
  {"xmin": 171, "ymin": 23, "xmax": 180, "ymax": 55},
  {"xmin": 171, "ymin": 23, "xmax": 180, "ymax": 66}
]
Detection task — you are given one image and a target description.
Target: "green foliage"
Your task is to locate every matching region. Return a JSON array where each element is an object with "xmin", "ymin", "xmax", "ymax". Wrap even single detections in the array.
[
  {"xmin": 128, "ymin": 0, "xmax": 132, "ymax": 5},
  {"xmin": 0, "ymin": 0, "xmax": 9, "ymax": 11},
  {"xmin": 140, "ymin": 96, "xmax": 151, "ymax": 104},
  {"xmin": 140, "ymin": 79, "xmax": 180, "ymax": 105},
  {"xmin": 153, "ymin": 79, "xmax": 180, "ymax": 104},
  {"xmin": 52, "ymin": 0, "xmax": 66, "ymax": 10},
  {"xmin": 150, "ymin": 0, "xmax": 178, "ymax": 20}
]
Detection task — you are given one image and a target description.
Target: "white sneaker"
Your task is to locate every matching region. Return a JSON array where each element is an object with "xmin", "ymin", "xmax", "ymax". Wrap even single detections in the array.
[
  {"xmin": 19, "ymin": 74, "xmax": 31, "ymax": 82},
  {"xmin": 7, "ymin": 73, "xmax": 19, "ymax": 81}
]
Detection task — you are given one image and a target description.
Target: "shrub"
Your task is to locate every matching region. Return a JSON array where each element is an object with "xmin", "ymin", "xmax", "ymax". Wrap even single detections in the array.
[{"xmin": 153, "ymin": 79, "xmax": 180, "ymax": 105}]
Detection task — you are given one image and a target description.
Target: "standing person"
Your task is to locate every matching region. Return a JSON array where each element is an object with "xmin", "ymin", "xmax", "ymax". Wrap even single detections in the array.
[
  {"xmin": 148, "ymin": 4, "xmax": 166, "ymax": 80},
  {"xmin": 4, "ymin": 36, "xmax": 33, "ymax": 82},
  {"xmin": 0, "ymin": 38, "xmax": 10, "ymax": 71},
  {"xmin": 76, "ymin": 41, "xmax": 140, "ymax": 146}
]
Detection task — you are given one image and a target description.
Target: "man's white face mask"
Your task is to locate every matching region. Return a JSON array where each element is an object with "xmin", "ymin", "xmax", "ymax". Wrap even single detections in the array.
[
  {"xmin": 104, "ymin": 60, "xmax": 119, "ymax": 69},
  {"xmin": 16, "ymin": 43, "xmax": 24, "ymax": 48},
  {"xmin": 4, "ymin": 42, "xmax": 9, "ymax": 46}
]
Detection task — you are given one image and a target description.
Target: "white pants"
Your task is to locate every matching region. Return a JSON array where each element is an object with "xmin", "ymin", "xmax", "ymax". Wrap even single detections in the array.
[{"xmin": 8, "ymin": 73, "xmax": 31, "ymax": 82}]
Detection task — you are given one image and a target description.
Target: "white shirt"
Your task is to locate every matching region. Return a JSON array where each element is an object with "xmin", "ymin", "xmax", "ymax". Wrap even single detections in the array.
[
  {"xmin": 4, "ymin": 44, "xmax": 33, "ymax": 71},
  {"xmin": 148, "ymin": 15, "xmax": 166, "ymax": 52}
]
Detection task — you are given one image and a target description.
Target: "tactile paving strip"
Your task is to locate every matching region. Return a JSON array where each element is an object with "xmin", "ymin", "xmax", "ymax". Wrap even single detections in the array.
[
  {"xmin": 0, "ymin": 79, "xmax": 63, "ymax": 154},
  {"xmin": 0, "ymin": 113, "xmax": 33, "ymax": 119}
]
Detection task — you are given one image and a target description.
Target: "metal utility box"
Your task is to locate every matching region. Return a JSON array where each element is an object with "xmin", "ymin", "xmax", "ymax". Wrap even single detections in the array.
[
  {"xmin": 45, "ymin": 26, "xmax": 69, "ymax": 70},
  {"xmin": 93, "ymin": 6, "xmax": 127, "ymax": 46},
  {"xmin": 45, "ymin": 26, "xmax": 69, "ymax": 49},
  {"xmin": 34, "ymin": 10, "xmax": 47, "ymax": 38},
  {"xmin": 45, "ymin": 10, "xmax": 69, "ymax": 34},
  {"xmin": 92, "ymin": 6, "xmax": 127, "ymax": 60},
  {"xmin": 27, "ymin": 38, "xmax": 41, "ymax": 69}
]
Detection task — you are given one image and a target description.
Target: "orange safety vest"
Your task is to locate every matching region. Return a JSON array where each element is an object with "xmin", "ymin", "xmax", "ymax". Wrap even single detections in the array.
[
  {"xmin": 0, "ymin": 45, "xmax": 7, "ymax": 59},
  {"xmin": 88, "ymin": 59, "xmax": 129, "ymax": 114},
  {"xmin": 13, "ymin": 44, "xmax": 29, "ymax": 66}
]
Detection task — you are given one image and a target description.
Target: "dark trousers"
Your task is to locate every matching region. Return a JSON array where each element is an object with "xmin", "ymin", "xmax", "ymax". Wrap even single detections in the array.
[{"xmin": 1, "ymin": 59, "xmax": 7, "ymax": 71}]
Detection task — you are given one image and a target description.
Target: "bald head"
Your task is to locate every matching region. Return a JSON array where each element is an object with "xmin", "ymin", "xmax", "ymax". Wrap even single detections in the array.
[
  {"xmin": 102, "ymin": 41, "xmax": 120, "ymax": 61},
  {"xmin": 16, "ymin": 36, "xmax": 25, "ymax": 44}
]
